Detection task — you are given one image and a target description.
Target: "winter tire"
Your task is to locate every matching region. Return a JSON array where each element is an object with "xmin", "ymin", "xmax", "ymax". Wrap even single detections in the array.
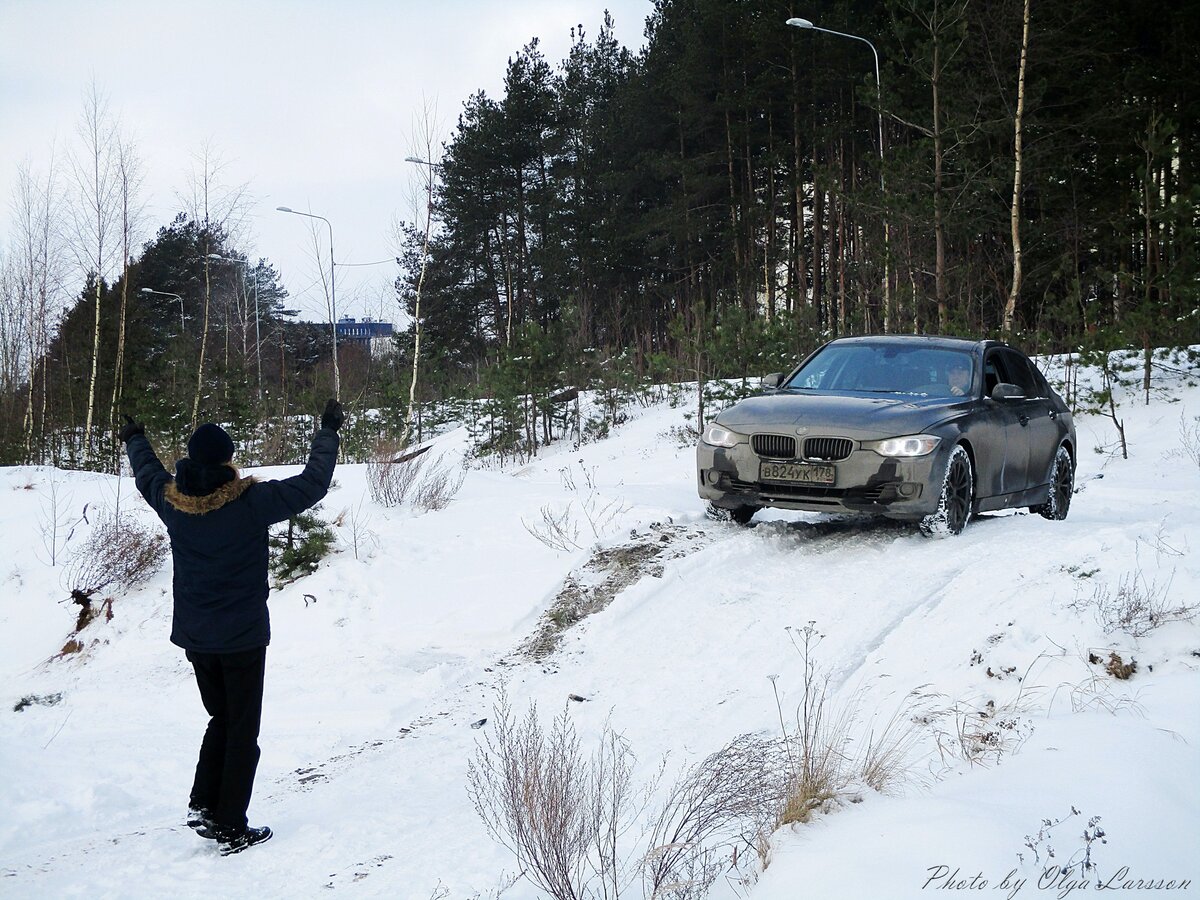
[
  {"xmin": 705, "ymin": 502, "xmax": 758, "ymax": 525},
  {"xmin": 1032, "ymin": 444, "xmax": 1073, "ymax": 521},
  {"xmin": 920, "ymin": 444, "xmax": 973, "ymax": 537},
  {"xmin": 729, "ymin": 505, "xmax": 758, "ymax": 525}
]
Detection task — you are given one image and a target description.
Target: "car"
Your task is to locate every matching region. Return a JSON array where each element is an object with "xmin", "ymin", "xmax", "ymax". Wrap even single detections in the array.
[{"xmin": 696, "ymin": 335, "xmax": 1076, "ymax": 535}]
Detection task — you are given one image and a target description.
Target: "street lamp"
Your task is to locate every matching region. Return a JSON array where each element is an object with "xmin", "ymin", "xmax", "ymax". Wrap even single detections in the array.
[
  {"xmin": 208, "ymin": 254, "xmax": 263, "ymax": 400},
  {"xmin": 787, "ymin": 16, "xmax": 893, "ymax": 332},
  {"xmin": 140, "ymin": 287, "xmax": 185, "ymax": 333},
  {"xmin": 277, "ymin": 206, "xmax": 340, "ymax": 397}
]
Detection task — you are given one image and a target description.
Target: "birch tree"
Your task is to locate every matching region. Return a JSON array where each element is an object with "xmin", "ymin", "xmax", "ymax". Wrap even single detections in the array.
[
  {"xmin": 179, "ymin": 141, "xmax": 250, "ymax": 428},
  {"xmin": 1002, "ymin": 0, "xmax": 1031, "ymax": 338},
  {"xmin": 10, "ymin": 158, "xmax": 65, "ymax": 463},
  {"xmin": 0, "ymin": 253, "xmax": 25, "ymax": 439},
  {"xmin": 67, "ymin": 81, "xmax": 120, "ymax": 462},
  {"xmin": 399, "ymin": 99, "xmax": 442, "ymax": 447},
  {"xmin": 107, "ymin": 131, "xmax": 145, "ymax": 469}
]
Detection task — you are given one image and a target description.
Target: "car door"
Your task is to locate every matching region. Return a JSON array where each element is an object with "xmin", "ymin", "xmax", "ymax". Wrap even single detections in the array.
[
  {"xmin": 982, "ymin": 349, "xmax": 1030, "ymax": 498},
  {"xmin": 1003, "ymin": 350, "xmax": 1063, "ymax": 488}
]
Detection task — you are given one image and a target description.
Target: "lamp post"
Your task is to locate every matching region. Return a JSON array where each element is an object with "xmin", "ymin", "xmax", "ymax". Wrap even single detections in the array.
[
  {"xmin": 277, "ymin": 206, "xmax": 339, "ymax": 397},
  {"xmin": 140, "ymin": 287, "xmax": 185, "ymax": 333},
  {"xmin": 208, "ymin": 254, "xmax": 263, "ymax": 400},
  {"xmin": 787, "ymin": 16, "xmax": 893, "ymax": 333}
]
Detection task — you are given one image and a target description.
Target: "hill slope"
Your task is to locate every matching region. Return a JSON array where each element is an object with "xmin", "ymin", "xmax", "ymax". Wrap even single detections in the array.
[{"xmin": 2, "ymin": 361, "xmax": 1198, "ymax": 898}]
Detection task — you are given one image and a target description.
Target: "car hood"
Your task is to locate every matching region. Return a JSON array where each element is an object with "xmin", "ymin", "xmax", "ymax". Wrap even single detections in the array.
[{"xmin": 715, "ymin": 391, "xmax": 965, "ymax": 439}]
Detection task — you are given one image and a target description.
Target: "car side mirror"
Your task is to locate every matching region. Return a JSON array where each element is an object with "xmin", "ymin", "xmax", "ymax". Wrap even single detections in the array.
[
  {"xmin": 760, "ymin": 372, "xmax": 784, "ymax": 389},
  {"xmin": 990, "ymin": 382, "xmax": 1025, "ymax": 401}
]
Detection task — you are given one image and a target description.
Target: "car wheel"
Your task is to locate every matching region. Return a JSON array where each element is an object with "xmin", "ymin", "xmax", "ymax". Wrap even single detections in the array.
[
  {"xmin": 920, "ymin": 445, "xmax": 973, "ymax": 537},
  {"xmin": 1032, "ymin": 445, "xmax": 1073, "ymax": 521},
  {"xmin": 705, "ymin": 502, "xmax": 758, "ymax": 525}
]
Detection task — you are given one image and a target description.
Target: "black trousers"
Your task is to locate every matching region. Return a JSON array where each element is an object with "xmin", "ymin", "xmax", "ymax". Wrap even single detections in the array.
[{"xmin": 185, "ymin": 646, "xmax": 266, "ymax": 831}]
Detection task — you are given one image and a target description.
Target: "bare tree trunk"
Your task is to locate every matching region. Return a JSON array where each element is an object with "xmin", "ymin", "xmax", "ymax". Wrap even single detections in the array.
[
  {"xmin": 69, "ymin": 82, "xmax": 119, "ymax": 463},
  {"xmin": 837, "ymin": 198, "xmax": 847, "ymax": 335},
  {"xmin": 813, "ymin": 182, "xmax": 824, "ymax": 322},
  {"xmin": 193, "ymin": 252, "xmax": 211, "ymax": 429},
  {"xmin": 897, "ymin": 0, "xmax": 969, "ymax": 335},
  {"xmin": 108, "ymin": 135, "xmax": 143, "ymax": 471},
  {"xmin": 0, "ymin": 260, "xmax": 28, "ymax": 454},
  {"xmin": 906, "ymin": 224, "xmax": 920, "ymax": 333},
  {"xmin": 181, "ymin": 142, "xmax": 248, "ymax": 430},
  {"xmin": 1002, "ymin": 0, "xmax": 1032, "ymax": 337},
  {"xmin": 791, "ymin": 42, "xmax": 809, "ymax": 312},
  {"xmin": 401, "ymin": 101, "xmax": 442, "ymax": 448},
  {"xmin": 932, "ymin": 35, "xmax": 947, "ymax": 334},
  {"xmin": 12, "ymin": 161, "xmax": 60, "ymax": 464},
  {"xmin": 1139, "ymin": 116, "xmax": 1161, "ymax": 406}
]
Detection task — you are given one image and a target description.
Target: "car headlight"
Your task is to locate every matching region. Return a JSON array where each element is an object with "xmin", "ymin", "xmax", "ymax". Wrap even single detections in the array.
[
  {"xmin": 701, "ymin": 422, "xmax": 742, "ymax": 448},
  {"xmin": 866, "ymin": 434, "xmax": 941, "ymax": 457}
]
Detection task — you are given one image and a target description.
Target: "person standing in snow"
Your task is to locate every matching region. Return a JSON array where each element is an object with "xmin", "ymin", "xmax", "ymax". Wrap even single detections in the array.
[{"xmin": 118, "ymin": 399, "xmax": 344, "ymax": 855}]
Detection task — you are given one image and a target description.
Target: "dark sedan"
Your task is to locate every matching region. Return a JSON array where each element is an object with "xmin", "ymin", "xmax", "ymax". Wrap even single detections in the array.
[{"xmin": 696, "ymin": 336, "xmax": 1076, "ymax": 535}]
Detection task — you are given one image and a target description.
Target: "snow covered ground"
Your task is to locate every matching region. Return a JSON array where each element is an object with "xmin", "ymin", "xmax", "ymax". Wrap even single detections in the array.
[{"xmin": 2, "ymin": 357, "xmax": 1198, "ymax": 899}]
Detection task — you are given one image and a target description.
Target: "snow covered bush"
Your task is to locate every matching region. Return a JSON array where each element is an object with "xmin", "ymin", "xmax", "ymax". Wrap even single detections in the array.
[
  {"xmin": 641, "ymin": 734, "xmax": 785, "ymax": 897},
  {"xmin": 365, "ymin": 440, "xmax": 464, "ymax": 513},
  {"xmin": 412, "ymin": 454, "xmax": 465, "ymax": 512},
  {"xmin": 1084, "ymin": 567, "xmax": 1195, "ymax": 637},
  {"xmin": 468, "ymin": 697, "xmax": 632, "ymax": 899},
  {"xmin": 333, "ymin": 499, "xmax": 378, "ymax": 561},
  {"xmin": 366, "ymin": 439, "xmax": 426, "ymax": 507},
  {"xmin": 468, "ymin": 694, "xmax": 785, "ymax": 899},
  {"xmin": 932, "ymin": 697, "xmax": 1033, "ymax": 767},
  {"xmin": 63, "ymin": 507, "xmax": 165, "ymax": 628},
  {"xmin": 774, "ymin": 625, "xmax": 932, "ymax": 824},
  {"xmin": 1175, "ymin": 410, "xmax": 1200, "ymax": 468},
  {"xmin": 522, "ymin": 462, "xmax": 628, "ymax": 553}
]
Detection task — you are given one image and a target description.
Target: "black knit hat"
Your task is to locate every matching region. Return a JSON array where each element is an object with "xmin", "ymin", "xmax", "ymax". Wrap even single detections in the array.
[{"xmin": 187, "ymin": 423, "xmax": 235, "ymax": 465}]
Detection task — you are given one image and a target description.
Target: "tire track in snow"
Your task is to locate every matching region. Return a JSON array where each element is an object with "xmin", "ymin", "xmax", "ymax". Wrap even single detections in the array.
[
  {"xmin": 255, "ymin": 520, "xmax": 727, "ymax": 797},
  {"xmin": 759, "ymin": 511, "xmax": 1044, "ymax": 697}
]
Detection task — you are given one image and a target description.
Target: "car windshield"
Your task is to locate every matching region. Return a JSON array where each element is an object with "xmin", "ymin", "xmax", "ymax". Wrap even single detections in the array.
[{"xmin": 782, "ymin": 342, "xmax": 976, "ymax": 397}]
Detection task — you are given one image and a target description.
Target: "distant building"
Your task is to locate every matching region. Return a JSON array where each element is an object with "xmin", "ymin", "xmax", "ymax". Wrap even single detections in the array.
[{"xmin": 336, "ymin": 317, "xmax": 395, "ymax": 355}]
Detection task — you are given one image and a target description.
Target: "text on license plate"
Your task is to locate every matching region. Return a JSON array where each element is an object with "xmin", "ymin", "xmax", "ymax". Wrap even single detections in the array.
[{"xmin": 759, "ymin": 461, "xmax": 836, "ymax": 485}]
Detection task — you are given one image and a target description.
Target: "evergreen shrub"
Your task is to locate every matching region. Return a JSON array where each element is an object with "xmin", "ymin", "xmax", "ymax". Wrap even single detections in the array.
[{"xmin": 269, "ymin": 508, "xmax": 336, "ymax": 585}]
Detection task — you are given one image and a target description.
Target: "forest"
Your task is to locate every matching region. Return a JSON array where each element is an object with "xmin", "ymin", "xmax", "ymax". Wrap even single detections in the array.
[{"xmin": 2, "ymin": 0, "xmax": 1196, "ymax": 469}]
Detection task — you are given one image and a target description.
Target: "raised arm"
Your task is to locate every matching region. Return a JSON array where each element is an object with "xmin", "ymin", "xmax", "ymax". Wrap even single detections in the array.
[
  {"xmin": 121, "ymin": 416, "xmax": 172, "ymax": 519},
  {"xmin": 248, "ymin": 401, "xmax": 342, "ymax": 527}
]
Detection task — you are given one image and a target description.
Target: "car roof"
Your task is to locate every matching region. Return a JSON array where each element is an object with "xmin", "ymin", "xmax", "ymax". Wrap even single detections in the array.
[{"xmin": 827, "ymin": 334, "xmax": 999, "ymax": 353}]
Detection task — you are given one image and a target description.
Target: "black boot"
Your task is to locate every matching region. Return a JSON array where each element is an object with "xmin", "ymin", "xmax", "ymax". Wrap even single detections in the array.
[
  {"xmin": 187, "ymin": 806, "xmax": 215, "ymax": 834},
  {"xmin": 197, "ymin": 823, "xmax": 273, "ymax": 855}
]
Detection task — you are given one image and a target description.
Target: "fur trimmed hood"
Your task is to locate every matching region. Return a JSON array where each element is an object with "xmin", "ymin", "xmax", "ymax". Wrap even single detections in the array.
[{"xmin": 164, "ymin": 467, "xmax": 257, "ymax": 515}]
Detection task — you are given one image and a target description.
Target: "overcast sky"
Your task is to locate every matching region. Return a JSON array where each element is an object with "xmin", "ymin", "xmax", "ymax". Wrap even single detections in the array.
[{"xmin": 0, "ymin": 0, "xmax": 653, "ymax": 324}]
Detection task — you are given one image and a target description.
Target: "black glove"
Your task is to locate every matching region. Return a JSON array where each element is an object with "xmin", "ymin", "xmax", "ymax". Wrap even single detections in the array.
[
  {"xmin": 118, "ymin": 414, "xmax": 145, "ymax": 444},
  {"xmin": 321, "ymin": 398, "xmax": 345, "ymax": 432}
]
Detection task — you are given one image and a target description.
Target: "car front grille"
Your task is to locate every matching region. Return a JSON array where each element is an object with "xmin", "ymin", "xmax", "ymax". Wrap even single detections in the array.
[
  {"xmin": 752, "ymin": 434, "xmax": 796, "ymax": 459},
  {"xmin": 803, "ymin": 437, "xmax": 854, "ymax": 461},
  {"xmin": 728, "ymin": 477, "xmax": 846, "ymax": 501},
  {"xmin": 724, "ymin": 477, "xmax": 909, "ymax": 508}
]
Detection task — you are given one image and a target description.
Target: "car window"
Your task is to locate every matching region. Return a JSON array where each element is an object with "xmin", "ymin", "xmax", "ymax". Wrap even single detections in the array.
[
  {"xmin": 998, "ymin": 349, "xmax": 1041, "ymax": 397},
  {"xmin": 783, "ymin": 342, "xmax": 975, "ymax": 396},
  {"xmin": 984, "ymin": 352, "xmax": 1007, "ymax": 396}
]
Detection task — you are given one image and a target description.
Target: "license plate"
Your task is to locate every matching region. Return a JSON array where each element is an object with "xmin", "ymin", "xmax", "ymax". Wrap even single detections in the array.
[{"xmin": 760, "ymin": 461, "xmax": 836, "ymax": 485}]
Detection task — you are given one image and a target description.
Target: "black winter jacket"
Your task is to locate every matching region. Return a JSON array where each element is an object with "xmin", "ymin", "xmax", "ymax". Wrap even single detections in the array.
[{"xmin": 126, "ymin": 428, "xmax": 339, "ymax": 653}]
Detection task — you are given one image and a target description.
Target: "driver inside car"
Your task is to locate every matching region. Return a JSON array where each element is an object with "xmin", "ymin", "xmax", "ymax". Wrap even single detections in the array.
[{"xmin": 948, "ymin": 358, "xmax": 973, "ymax": 396}]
